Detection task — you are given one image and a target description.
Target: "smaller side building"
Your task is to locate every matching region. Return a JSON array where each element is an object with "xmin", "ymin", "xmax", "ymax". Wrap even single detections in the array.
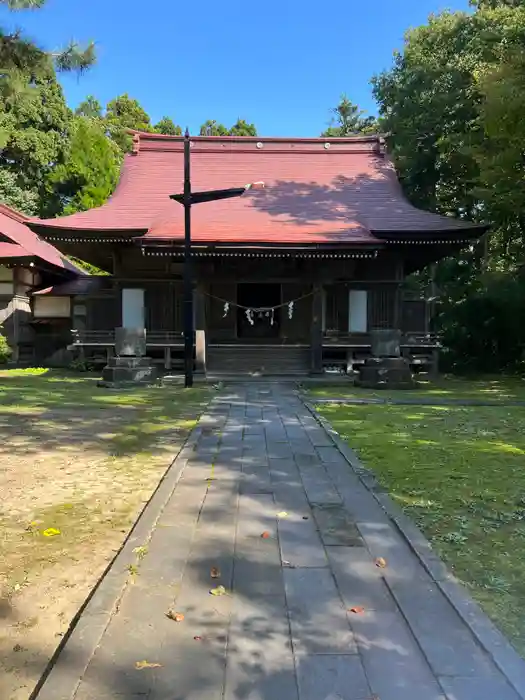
[{"xmin": 0, "ymin": 204, "xmax": 85, "ymax": 365}]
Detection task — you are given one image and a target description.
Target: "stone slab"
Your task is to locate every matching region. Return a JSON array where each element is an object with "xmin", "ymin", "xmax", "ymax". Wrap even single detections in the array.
[
  {"xmin": 311, "ymin": 504, "xmax": 363, "ymax": 546},
  {"xmin": 224, "ymin": 597, "xmax": 297, "ymax": 700},
  {"xmin": 327, "ymin": 546, "xmax": 397, "ymax": 612},
  {"xmin": 239, "ymin": 464, "xmax": 273, "ymax": 494},
  {"xmin": 351, "ymin": 610, "xmax": 446, "ymax": 700},
  {"xmin": 301, "ymin": 473, "xmax": 342, "ymax": 506},
  {"xmin": 284, "ymin": 568, "xmax": 357, "ymax": 654},
  {"xmin": 277, "ymin": 514, "xmax": 328, "ymax": 568},
  {"xmin": 439, "ymin": 675, "xmax": 522, "ymax": 700},
  {"xmin": 388, "ymin": 579, "xmax": 498, "ymax": 678},
  {"xmin": 316, "ymin": 446, "xmax": 349, "ymax": 466},
  {"xmin": 296, "ymin": 655, "xmax": 370, "ymax": 700},
  {"xmin": 356, "ymin": 520, "xmax": 431, "ymax": 582}
]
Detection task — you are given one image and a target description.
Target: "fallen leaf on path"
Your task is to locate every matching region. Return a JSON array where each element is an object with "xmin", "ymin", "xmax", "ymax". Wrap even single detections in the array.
[
  {"xmin": 375, "ymin": 557, "xmax": 387, "ymax": 568},
  {"xmin": 166, "ymin": 610, "xmax": 184, "ymax": 622},
  {"xmin": 42, "ymin": 528, "xmax": 61, "ymax": 537},
  {"xmin": 276, "ymin": 511, "xmax": 288, "ymax": 518},
  {"xmin": 348, "ymin": 606, "xmax": 365, "ymax": 614},
  {"xmin": 210, "ymin": 566, "xmax": 221, "ymax": 579},
  {"xmin": 209, "ymin": 585, "xmax": 226, "ymax": 596},
  {"xmin": 261, "ymin": 531, "xmax": 271, "ymax": 539},
  {"xmin": 135, "ymin": 660, "xmax": 162, "ymax": 670}
]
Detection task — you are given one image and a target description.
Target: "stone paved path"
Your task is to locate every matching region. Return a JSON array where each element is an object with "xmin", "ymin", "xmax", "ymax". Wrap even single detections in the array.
[{"xmin": 64, "ymin": 384, "xmax": 524, "ymax": 700}]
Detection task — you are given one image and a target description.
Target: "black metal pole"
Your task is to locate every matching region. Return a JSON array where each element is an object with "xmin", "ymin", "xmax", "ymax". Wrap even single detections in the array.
[{"xmin": 183, "ymin": 128, "xmax": 194, "ymax": 388}]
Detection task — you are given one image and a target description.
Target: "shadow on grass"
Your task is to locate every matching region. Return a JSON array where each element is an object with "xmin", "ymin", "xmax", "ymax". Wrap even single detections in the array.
[
  {"xmin": 307, "ymin": 375, "xmax": 525, "ymax": 403},
  {"xmin": 0, "ymin": 369, "xmax": 211, "ymax": 459}
]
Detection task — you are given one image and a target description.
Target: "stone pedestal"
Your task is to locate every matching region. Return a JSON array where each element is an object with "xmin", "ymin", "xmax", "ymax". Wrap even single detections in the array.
[
  {"xmin": 99, "ymin": 328, "xmax": 157, "ymax": 388},
  {"xmin": 357, "ymin": 329, "xmax": 415, "ymax": 390},
  {"xmin": 115, "ymin": 327, "xmax": 146, "ymax": 357},
  {"xmin": 370, "ymin": 328, "xmax": 402, "ymax": 358},
  {"xmin": 100, "ymin": 356, "xmax": 157, "ymax": 386},
  {"xmin": 357, "ymin": 356, "xmax": 415, "ymax": 389}
]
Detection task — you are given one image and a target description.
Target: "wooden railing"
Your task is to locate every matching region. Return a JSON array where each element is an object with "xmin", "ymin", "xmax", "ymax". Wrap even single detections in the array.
[
  {"xmin": 71, "ymin": 330, "xmax": 185, "ymax": 346},
  {"xmin": 322, "ymin": 332, "xmax": 440, "ymax": 348}
]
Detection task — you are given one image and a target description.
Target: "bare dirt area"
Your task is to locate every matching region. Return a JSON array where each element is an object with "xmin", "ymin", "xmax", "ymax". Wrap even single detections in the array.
[{"xmin": 0, "ymin": 369, "xmax": 210, "ymax": 700}]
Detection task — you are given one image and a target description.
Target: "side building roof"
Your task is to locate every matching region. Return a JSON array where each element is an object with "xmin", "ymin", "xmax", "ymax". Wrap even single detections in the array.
[
  {"xmin": 27, "ymin": 134, "xmax": 487, "ymax": 247},
  {"xmin": 0, "ymin": 204, "xmax": 85, "ymax": 274}
]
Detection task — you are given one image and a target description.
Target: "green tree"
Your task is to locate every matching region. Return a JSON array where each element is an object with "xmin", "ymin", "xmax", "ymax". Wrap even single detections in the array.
[
  {"xmin": 472, "ymin": 46, "xmax": 525, "ymax": 268},
  {"xmin": 199, "ymin": 119, "xmax": 229, "ymax": 136},
  {"xmin": 154, "ymin": 116, "xmax": 182, "ymax": 135},
  {"xmin": 371, "ymin": 4, "xmax": 525, "ymax": 371},
  {"xmin": 199, "ymin": 119, "xmax": 257, "ymax": 136},
  {"xmin": 0, "ymin": 59, "xmax": 71, "ymax": 214},
  {"xmin": 229, "ymin": 119, "xmax": 257, "ymax": 136},
  {"xmin": 471, "ymin": 0, "xmax": 525, "ymax": 7},
  {"xmin": 47, "ymin": 116, "xmax": 121, "ymax": 215},
  {"xmin": 0, "ymin": 169, "xmax": 38, "ymax": 214},
  {"xmin": 75, "ymin": 95, "xmax": 103, "ymax": 119},
  {"xmin": 321, "ymin": 96, "xmax": 378, "ymax": 137},
  {"xmin": 0, "ymin": 0, "xmax": 95, "ymax": 96},
  {"xmin": 105, "ymin": 94, "xmax": 153, "ymax": 151}
]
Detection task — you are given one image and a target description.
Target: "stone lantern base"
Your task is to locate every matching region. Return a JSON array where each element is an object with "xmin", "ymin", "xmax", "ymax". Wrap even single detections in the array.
[
  {"xmin": 356, "ymin": 328, "xmax": 416, "ymax": 390},
  {"xmin": 356, "ymin": 356, "xmax": 415, "ymax": 390},
  {"xmin": 98, "ymin": 327, "xmax": 157, "ymax": 388}
]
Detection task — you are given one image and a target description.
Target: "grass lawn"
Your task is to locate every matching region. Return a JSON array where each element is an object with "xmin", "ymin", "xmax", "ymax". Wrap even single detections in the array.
[
  {"xmin": 0, "ymin": 369, "xmax": 211, "ymax": 700},
  {"xmin": 305, "ymin": 374, "xmax": 525, "ymax": 402},
  {"xmin": 317, "ymin": 400, "xmax": 525, "ymax": 656}
]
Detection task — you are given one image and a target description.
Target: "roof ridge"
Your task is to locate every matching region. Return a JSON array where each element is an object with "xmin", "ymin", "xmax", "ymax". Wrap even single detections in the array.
[{"xmin": 127, "ymin": 129, "xmax": 386, "ymax": 145}]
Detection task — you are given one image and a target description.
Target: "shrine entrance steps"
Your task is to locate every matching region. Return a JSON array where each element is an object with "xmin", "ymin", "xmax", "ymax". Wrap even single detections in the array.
[{"xmin": 207, "ymin": 344, "xmax": 310, "ymax": 376}]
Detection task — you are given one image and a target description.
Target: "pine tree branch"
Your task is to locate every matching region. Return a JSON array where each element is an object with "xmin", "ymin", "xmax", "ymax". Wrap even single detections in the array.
[
  {"xmin": 2, "ymin": 0, "xmax": 46, "ymax": 9},
  {"xmin": 53, "ymin": 41, "xmax": 96, "ymax": 73}
]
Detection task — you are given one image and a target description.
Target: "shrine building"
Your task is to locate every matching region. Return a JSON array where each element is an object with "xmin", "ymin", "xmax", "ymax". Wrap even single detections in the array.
[{"xmin": 27, "ymin": 133, "xmax": 487, "ymax": 376}]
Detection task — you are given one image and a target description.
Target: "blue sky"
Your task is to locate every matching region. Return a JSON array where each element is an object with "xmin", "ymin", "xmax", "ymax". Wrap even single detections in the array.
[{"xmin": 1, "ymin": 0, "xmax": 471, "ymax": 136}]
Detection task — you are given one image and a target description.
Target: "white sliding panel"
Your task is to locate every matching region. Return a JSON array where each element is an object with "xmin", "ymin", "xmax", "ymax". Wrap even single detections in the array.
[
  {"xmin": 348, "ymin": 290, "xmax": 368, "ymax": 333},
  {"xmin": 122, "ymin": 288, "xmax": 145, "ymax": 329}
]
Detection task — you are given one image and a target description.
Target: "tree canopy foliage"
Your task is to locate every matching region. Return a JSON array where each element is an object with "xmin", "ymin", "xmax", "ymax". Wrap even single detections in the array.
[
  {"xmin": 199, "ymin": 118, "xmax": 257, "ymax": 136},
  {"xmin": 47, "ymin": 116, "xmax": 121, "ymax": 216},
  {"xmin": 0, "ymin": 61, "xmax": 71, "ymax": 215},
  {"xmin": 373, "ymin": 3, "xmax": 525, "ymax": 372},
  {"xmin": 0, "ymin": 0, "xmax": 95, "ymax": 101},
  {"xmin": 321, "ymin": 96, "xmax": 378, "ymax": 137}
]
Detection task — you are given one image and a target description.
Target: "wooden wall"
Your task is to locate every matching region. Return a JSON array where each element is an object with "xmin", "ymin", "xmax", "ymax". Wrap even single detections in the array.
[
  {"xmin": 280, "ymin": 283, "xmax": 311, "ymax": 342},
  {"xmin": 77, "ymin": 249, "xmax": 432, "ymax": 338}
]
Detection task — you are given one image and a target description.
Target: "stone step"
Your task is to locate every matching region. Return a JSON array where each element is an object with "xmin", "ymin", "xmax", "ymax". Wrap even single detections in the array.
[{"xmin": 208, "ymin": 346, "xmax": 311, "ymax": 376}]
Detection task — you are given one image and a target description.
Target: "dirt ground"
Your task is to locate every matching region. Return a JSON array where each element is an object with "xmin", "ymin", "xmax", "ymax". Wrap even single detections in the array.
[{"xmin": 0, "ymin": 369, "xmax": 210, "ymax": 700}]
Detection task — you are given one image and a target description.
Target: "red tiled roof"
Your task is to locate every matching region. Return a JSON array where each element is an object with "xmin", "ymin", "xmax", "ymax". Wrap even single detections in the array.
[
  {"xmin": 0, "ymin": 241, "xmax": 32, "ymax": 259},
  {"xmin": 0, "ymin": 204, "xmax": 83, "ymax": 273},
  {"xmin": 29, "ymin": 135, "xmax": 483, "ymax": 246}
]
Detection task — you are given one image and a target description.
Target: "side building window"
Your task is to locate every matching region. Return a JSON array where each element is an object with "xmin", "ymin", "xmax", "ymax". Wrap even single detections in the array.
[{"xmin": 348, "ymin": 290, "xmax": 368, "ymax": 333}]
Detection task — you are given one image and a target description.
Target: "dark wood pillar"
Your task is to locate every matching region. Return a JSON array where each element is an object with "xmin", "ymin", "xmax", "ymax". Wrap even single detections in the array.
[
  {"xmin": 394, "ymin": 282, "xmax": 402, "ymax": 330},
  {"xmin": 195, "ymin": 283, "xmax": 207, "ymax": 375},
  {"xmin": 311, "ymin": 282, "xmax": 323, "ymax": 374}
]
